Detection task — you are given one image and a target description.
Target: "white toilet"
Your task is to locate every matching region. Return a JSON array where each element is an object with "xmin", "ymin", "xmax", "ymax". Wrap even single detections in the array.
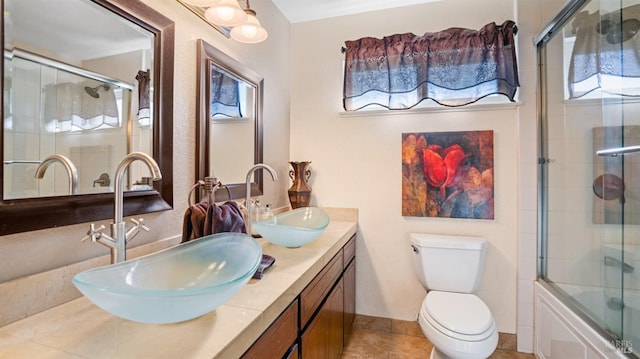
[{"xmin": 410, "ymin": 233, "xmax": 498, "ymax": 359}]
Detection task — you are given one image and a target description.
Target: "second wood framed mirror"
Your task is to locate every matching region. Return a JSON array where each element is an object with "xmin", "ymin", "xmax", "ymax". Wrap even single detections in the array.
[{"xmin": 196, "ymin": 39, "xmax": 263, "ymax": 203}]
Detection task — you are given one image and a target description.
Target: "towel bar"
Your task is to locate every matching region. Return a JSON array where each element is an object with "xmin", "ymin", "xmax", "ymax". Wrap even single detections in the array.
[{"xmin": 188, "ymin": 177, "xmax": 232, "ymax": 206}]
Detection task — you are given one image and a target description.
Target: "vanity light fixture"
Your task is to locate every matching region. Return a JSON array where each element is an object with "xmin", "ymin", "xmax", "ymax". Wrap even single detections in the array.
[
  {"xmin": 205, "ymin": 0, "xmax": 247, "ymax": 27},
  {"xmin": 182, "ymin": 0, "xmax": 268, "ymax": 43},
  {"xmin": 230, "ymin": 1, "xmax": 268, "ymax": 44},
  {"xmin": 180, "ymin": 0, "xmax": 218, "ymax": 6}
]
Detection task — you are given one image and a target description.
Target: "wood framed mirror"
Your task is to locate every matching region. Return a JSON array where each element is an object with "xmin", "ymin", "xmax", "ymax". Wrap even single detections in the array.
[
  {"xmin": 196, "ymin": 39, "xmax": 263, "ymax": 203},
  {"xmin": 0, "ymin": 0, "xmax": 174, "ymax": 235}
]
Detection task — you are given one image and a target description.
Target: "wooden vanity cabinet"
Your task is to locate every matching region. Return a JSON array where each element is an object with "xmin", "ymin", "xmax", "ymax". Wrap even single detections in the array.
[
  {"xmin": 300, "ymin": 251, "xmax": 344, "ymax": 326},
  {"xmin": 301, "ymin": 278, "xmax": 344, "ymax": 359},
  {"xmin": 300, "ymin": 235, "xmax": 356, "ymax": 359},
  {"xmin": 242, "ymin": 235, "xmax": 356, "ymax": 359},
  {"xmin": 241, "ymin": 299, "xmax": 298, "ymax": 359},
  {"xmin": 287, "ymin": 344, "xmax": 299, "ymax": 359},
  {"xmin": 343, "ymin": 241, "xmax": 356, "ymax": 342}
]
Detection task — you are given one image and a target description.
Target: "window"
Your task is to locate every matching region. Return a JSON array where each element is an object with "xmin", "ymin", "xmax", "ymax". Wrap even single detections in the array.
[{"xmin": 342, "ymin": 21, "xmax": 519, "ymax": 111}]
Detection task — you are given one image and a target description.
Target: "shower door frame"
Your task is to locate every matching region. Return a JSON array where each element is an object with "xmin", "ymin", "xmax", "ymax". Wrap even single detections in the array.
[{"xmin": 535, "ymin": 0, "xmax": 636, "ymax": 356}]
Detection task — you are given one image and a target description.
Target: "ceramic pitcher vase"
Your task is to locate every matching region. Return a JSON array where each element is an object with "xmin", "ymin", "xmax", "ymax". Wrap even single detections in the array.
[{"xmin": 288, "ymin": 161, "xmax": 312, "ymax": 209}]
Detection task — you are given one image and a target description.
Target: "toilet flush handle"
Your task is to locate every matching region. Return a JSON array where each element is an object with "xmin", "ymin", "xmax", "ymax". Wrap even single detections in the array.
[{"xmin": 411, "ymin": 245, "xmax": 419, "ymax": 253}]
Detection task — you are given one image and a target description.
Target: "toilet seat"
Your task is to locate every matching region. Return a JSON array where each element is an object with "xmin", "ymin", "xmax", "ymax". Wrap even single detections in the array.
[
  {"xmin": 418, "ymin": 291, "xmax": 498, "ymax": 358},
  {"xmin": 422, "ymin": 291, "xmax": 495, "ymax": 341}
]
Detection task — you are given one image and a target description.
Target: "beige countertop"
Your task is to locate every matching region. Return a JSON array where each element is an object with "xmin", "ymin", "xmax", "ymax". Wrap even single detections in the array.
[{"xmin": 0, "ymin": 208, "xmax": 358, "ymax": 359}]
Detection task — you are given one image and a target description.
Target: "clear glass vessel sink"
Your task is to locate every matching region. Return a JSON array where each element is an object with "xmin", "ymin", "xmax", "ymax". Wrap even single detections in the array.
[
  {"xmin": 253, "ymin": 207, "xmax": 330, "ymax": 247},
  {"xmin": 72, "ymin": 232, "xmax": 262, "ymax": 324}
]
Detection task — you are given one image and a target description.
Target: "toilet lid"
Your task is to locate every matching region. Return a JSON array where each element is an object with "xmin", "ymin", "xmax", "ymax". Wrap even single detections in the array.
[{"xmin": 424, "ymin": 291, "xmax": 493, "ymax": 336}]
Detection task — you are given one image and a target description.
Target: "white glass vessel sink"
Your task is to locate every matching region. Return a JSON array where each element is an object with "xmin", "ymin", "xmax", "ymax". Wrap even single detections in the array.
[
  {"xmin": 72, "ymin": 232, "xmax": 262, "ymax": 324},
  {"xmin": 253, "ymin": 207, "xmax": 330, "ymax": 247}
]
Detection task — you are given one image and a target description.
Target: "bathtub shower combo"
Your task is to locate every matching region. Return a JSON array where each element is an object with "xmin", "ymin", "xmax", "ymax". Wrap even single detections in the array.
[{"xmin": 536, "ymin": 0, "xmax": 640, "ymax": 357}]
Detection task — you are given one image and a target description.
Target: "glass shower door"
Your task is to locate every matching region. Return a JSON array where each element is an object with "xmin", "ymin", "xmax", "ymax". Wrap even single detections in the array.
[{"xmin": 596, "ymin": 0, "xmax": 640, "ymax": 354}]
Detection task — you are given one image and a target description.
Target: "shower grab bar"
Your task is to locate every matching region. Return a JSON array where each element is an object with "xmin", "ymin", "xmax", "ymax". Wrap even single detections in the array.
[
  {"xmin": 4, "ymin": 160, "xmax": 42, "ymax": 164},
  {"xmin": 604, "ymin": 256, "xmax": 635, "ymax": 274},
  {"xmin": 596, "ymin": 145, "xmax": 640, "ymax": 157}
]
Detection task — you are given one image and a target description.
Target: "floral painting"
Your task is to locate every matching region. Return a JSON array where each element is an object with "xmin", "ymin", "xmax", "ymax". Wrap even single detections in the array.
[{"xmin": 402, "ymin": 130, "xmax": 494, "ymax": 219}]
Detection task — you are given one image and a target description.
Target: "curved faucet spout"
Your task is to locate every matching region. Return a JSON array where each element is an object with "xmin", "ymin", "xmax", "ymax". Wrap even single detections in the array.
[
  {"xmin": 34, "ymin": 154, "xmax": 79, "ymax": 195},
  {"xmin": 245, "ymin": 163, "xmax": 278, "ymax": 184},
  {"xmin": 245, "ymin": 163, "xmax": 278, "ymax": 236},
  {"xmin": 114, "ymin": 152, "xmax": 162, "ymax": 224}
]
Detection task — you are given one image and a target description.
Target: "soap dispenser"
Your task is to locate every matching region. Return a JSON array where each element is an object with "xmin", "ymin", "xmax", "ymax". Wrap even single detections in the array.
[
  {"xmin": 250, "ymin": 200, "xmax": 263, "ymax": 236},
  {"xmin": 263, "ymin": 204, "xmax": 273, "ymax": 220}
]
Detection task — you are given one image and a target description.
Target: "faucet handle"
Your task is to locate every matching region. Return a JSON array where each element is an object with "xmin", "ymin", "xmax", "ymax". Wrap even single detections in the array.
[
  {"xmin": 130, "ymin": 218, "xmax": 150, "ymax": 232},
  {"xmin": 126, "ymin": 218, "xmax": 150, "ymax": 243},
  {"xmin": 81, "ymin": 223, "xmax": 106, "ymax": 242}
]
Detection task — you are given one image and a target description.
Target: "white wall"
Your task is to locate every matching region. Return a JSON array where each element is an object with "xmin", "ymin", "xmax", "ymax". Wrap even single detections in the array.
[
  {"xmin": 290, "ymin": 0, "xmax": 521, "ymax": 333},
  {"xmin": 287, "ymin": 1, "xmax": 566, "ymax": 346},
  {"xmin": 0, "ymin": 0, "xmax": 292, "ymax": 282}
]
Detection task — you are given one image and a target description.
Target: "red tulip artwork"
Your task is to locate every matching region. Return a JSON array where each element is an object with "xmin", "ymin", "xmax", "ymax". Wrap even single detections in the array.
[{"xmin": 402, "ymin": 131, "xmax": 494, "ymax": 219}]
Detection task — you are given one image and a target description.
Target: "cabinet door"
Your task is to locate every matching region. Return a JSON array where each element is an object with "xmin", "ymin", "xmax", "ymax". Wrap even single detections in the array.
[
  {"xmin": 301, "ymin": 310, "xmax": 327, "ymax": 359},
  {"xmin": 343, "ymin": 258, "xmax": 356, "ymax": 342},
  {"xmin": 301, "ymin": 279, "xmax": 344, "ymax": 359},
  {"xmin": 300, "ymin": 251, "xmax": 343, "ymax": 327},
  {"xmin": 327, "ymin": 279, "xmax": 344, "ymax": 359}
]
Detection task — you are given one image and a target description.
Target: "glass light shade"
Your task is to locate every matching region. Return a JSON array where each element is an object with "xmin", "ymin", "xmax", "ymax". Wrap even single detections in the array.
[
  {"xmin": 179, "ymin": 0, "xmax": 218, "ymax": 6},
  {"xmin": 204, "ymin": 0, "xmax": 247, "ymax": 27},
  {"xmin": 230, "ymin": 13, "xmax": 268, "ymax": 43}
]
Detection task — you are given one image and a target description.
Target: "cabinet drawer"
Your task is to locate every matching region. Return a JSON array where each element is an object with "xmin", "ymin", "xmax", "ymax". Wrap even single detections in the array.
[
  {"xmin": 241, "ymin": 299, "xmax": 299, "ymax": 359},
  {"xmin": 343, "ymin": 235, "xmax": 356, "ymax": 267},
  {"xmin": 300, "ymin": 251, "xmax": 344, "ymax": 327}
]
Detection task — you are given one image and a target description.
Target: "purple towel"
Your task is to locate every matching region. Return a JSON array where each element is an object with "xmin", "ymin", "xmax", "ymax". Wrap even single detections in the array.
[
  {"xmin": 182, "ymin": 201, "xmax": 247, "ymax": 243},
  {"xmin": 252, "ymin": 254, "xmax": 276, "ymax": 279},
  {"xmin": 204, "ymin": 201, "xmax": 247, "ymax": 235}
]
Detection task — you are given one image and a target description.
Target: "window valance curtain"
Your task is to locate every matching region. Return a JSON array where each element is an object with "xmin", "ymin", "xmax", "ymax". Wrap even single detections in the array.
[
  {"xmin": 43, "ymin": 82, "xmax": 119, "ymax": 132},
  {"xmin": 568, "ymin": 5, "xmax": 640, "ymax": 98},
  {"xmin": 343, "ymin": 20, "xmax": 519, "ymax": 110},
  {"xmin": 210, "ymin": 69, "xmax": 242, "ymax": 118}
]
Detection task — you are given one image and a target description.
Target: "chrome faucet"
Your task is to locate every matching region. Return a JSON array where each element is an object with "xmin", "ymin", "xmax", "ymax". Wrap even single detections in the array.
[
  {"xmin": 34, "ymin": 154, "xmax": 79, "ymax": 195},
  {"xmin": 82, "ymin": 152, "xmax": 162, "ymax": 264},
  {"xmin": 245, "ymin": 163, "xmax": 278, "ymax": 236}
]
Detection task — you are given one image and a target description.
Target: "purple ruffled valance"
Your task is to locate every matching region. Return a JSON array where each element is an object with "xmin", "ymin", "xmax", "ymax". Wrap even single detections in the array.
[
  {"xmin": 210, "ymin": 68, "xmax": 242, "ymax": 119},
  {"xmin": 343, "ymin": 21, "xmax": 519, "ymax": 110},
  {"xmin": 568, "ymin": 5, "xmax": 640, "ymax": 98}
]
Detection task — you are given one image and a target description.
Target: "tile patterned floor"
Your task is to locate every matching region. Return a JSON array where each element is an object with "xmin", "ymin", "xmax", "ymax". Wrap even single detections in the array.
[{"xmin": 342, "ymin": 315, "xmax": 536, "ymax": 359}]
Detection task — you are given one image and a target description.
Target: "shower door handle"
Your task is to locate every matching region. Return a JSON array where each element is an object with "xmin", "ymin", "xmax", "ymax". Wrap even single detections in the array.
[{"xmin": 597, "ymin": 145, "xmax": 640, "ymax": 157}]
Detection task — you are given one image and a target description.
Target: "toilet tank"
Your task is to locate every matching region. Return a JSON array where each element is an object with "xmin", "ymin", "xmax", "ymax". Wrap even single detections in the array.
[{"xmin": 410, "ymin": 233, "xmax": 487, "ymax": 293}]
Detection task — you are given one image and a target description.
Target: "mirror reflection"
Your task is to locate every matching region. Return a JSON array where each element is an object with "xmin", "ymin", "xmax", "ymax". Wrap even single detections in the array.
[
  {"xmin": 1, "ymin": 0, "xmax": 174, "ymax": 236},
  {"xmin": 3, "ymin": 0, "xmax": 154, "ymax": 200},
  {"xmin": 197, "ymin": 39, "xmax": 263, "ymax": 201},
  {"xmin": 209, "ymin": 64, "xmax": 255, "ymax": 185}
]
